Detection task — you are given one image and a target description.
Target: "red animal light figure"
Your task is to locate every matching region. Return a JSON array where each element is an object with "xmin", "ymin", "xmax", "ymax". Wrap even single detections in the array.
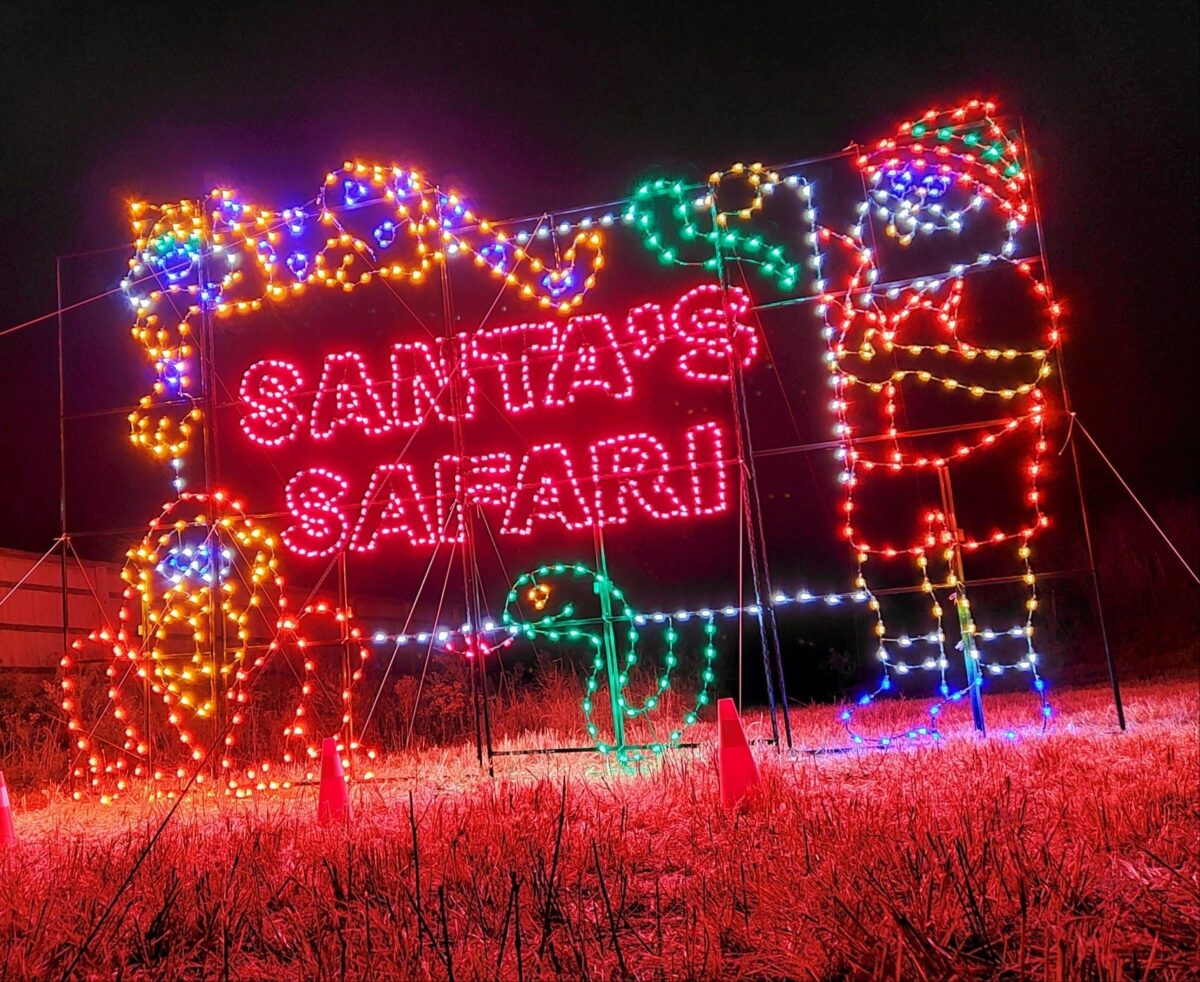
[{"xmin": 818, "ymin": 100, "xmax": 1054, "ymax": 742}]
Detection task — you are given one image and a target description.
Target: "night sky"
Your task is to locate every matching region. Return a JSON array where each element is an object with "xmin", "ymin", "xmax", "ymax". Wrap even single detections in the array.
[{"xmin": 1, "ymin": 3, "xmax": 1195, "ymax": 567}]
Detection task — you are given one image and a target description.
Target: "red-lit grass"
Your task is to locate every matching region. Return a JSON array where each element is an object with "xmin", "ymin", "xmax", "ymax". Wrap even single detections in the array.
[{"xmin": 2, "ymin": 677, "xmax": 1197, "ymax": 979}]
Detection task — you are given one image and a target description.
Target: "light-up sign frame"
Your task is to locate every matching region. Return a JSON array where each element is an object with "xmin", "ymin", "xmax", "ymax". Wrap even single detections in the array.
[{"xmin": 62, "ymin": 97, "xmax": 1063, "ymax": 800}]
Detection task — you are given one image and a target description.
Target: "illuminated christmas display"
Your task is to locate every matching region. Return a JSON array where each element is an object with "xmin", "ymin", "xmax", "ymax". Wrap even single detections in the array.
[
  {"xmin": 819, "ymin": 101, "xmax": 1053, "ymax": 741},
  {"xmin": 5, "ymin": 6, "xmax": 1195, "ymax": 971},
  {"xmin": 65, "ymin": 97, "xmax": 1065, "ymax": 795}
]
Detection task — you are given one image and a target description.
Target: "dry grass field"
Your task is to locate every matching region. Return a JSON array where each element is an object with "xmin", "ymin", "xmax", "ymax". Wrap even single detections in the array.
[{"xmin": 1, "ymin": 676, "xmax": 1197, "ymax": 979}]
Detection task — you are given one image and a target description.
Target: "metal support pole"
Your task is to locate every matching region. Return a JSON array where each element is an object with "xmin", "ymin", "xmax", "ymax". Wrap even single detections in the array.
[
  {"xmin": 437, "ymin": 199, "xmax": 491, "ymax": 772},
  {"xmin": 197, "ymin": 201, "xmax": 226, "ymax": 758},
  {"xmin": 1020, "ymin": 116, "xmax": 1125, "ymax": 731},
  {"xmin": 1068, "ymin": 432, "xmax": 1126, "ymax": 729},
  {"xmin": 709, "ymin": 211, "xmax": 792, "ymax": 748},
  {"xmin": 732, "ymin": 359, "xmax": 793, "ymax": 748},
  {"xmin": 937, "ymin": 466, "xmax": 985, "ymax": 734},
  {"xmin": 593, "ymin": 523, "xmax": 628, "ymax": 756},
  {"xmin": 56, "ymin": 257, "xmax": 71, "ymax": 717},
  {"xmin": 338, "ymin": 551, "xmax": 355, "ymax": 770},
  {"xmin": 464, "ymin": 539, "xmax": 485, "ymax": 770},
  {"xmin": 471, "ymin": 538, "xmax": 496, "ymax": 775}
]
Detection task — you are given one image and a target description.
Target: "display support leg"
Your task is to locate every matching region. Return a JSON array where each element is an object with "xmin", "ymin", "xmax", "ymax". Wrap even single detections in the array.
[
  {"xmin": 1070, "ymin": 436, "xmax": 1126, "ymax": 731},
  {"xmin": 476, "ymin": 606, "xmax": 496, "ymax": 778},
  {"xmin": 593, "ymin": 523, "xmax": 627, "ymax": 759},
  {"xmin": 56, "ymin": 257, "xmax": 72, "ymax": 777},
  {"xmin": 467, "ymin": 623, "xmax": 484, "ymax": 769},
  {"xmin": 1020, "ymin": 115, "xmax": 1125, "ymax": 731},
  {"xmin": 196, "ymin": 202, "xmax": 228, "ymax": 771},
  {"xmin": 727, "ymin": 335, "xmax": 792, "ymax": 749},
  {"xmin": 955, "ymin": 590, "xmax": 986, "ymax": 734},
  {"xmin": 938, "ymin": 466, "xmax": 985, "ymax": 734},
  {"xmin": 436, "ymin": 228, "xmax": 490, "ymax": 772},
  {"xmin": 470, "ymin": 537, "xmax": 496, "ymax": 777},
  {"xmin": 708, "ymin": 222, "xmax": 791, "ymax": 748},
  {"xmin": 338, "ymin": 552, "xmax": 355, "ymax": 771}
]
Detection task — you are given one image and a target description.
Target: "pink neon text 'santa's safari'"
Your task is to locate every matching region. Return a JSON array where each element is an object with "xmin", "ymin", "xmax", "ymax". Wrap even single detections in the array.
[{"xmin": 237, "ymin": 283, "xmax": 755, "ymax": 557}]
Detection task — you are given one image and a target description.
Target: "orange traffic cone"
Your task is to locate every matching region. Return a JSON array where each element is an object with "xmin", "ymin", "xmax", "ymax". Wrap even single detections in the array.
[
  {"xmin": 717, "ymin": 698, "xmax": 760, "ymax": 810},
  {"xmin": 317, "ymin": 737, "xmax": 351, "ymax": 826},
  {"xmin": 0, "ymin": 771, "xmax": 16, "ymax": 847}
]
